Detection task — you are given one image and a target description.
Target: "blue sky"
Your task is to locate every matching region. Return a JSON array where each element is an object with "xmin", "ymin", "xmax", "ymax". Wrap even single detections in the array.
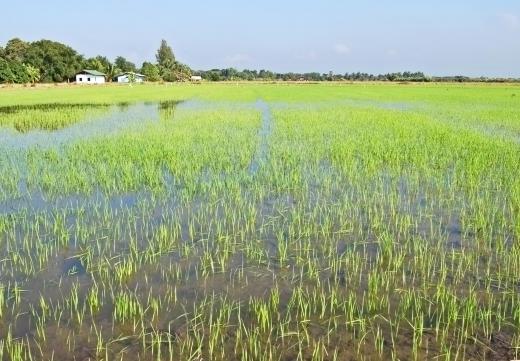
[{"xmin": 1, "ymin": 0, "xmax": 519, "ymax": 76}]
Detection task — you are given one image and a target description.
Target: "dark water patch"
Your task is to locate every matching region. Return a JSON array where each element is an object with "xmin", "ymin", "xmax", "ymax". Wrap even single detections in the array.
[{"xmin": 62, "ymin": 256, "xmax": 87, "ymax": 276}]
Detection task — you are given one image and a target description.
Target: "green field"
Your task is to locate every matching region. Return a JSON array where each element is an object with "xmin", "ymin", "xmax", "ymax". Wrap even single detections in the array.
[{"xmin": 0, "ymin": 83, "xmax": 519, "ymax": 360}]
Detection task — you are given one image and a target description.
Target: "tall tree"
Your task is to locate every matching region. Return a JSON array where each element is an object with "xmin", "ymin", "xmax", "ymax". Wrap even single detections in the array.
[
  {"xmin": 4, "ymin": 38, "xmax": 29, "ymax": 62},
  {"xmin": 156, "ymin": 39, "xmax": 176, "ymax": 70},
  {"xmin": 105, "ymin": 62, "xmax": 121, "ymax": 82}
]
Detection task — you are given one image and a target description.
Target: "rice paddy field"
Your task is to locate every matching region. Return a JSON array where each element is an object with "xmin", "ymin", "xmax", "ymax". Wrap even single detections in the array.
[{"xmin": 0, "ymin": 82, "xmax": 519, "ymax": 360}]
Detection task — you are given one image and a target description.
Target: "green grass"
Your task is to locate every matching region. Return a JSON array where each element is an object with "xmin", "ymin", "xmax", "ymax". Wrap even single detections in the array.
[
  {"xmin": 0, "ymin": 82, "xmax": 519, "ymax": 360},
  {"xmin": 1, "ymin": 81, "xmax": 518, "ymax": 105},
  {"xmin": 0, "ymin": 104, "xmax": 110, "ymax": 132}
]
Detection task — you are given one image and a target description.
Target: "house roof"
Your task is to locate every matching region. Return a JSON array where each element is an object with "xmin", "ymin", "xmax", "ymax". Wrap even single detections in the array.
[
  {"xmin": 116, "ymin": 72, "xmax": 146, "ymax": 78},
  {"xmin": 79, "ymin": 69, "xmax": 106, "ymax": 76}
]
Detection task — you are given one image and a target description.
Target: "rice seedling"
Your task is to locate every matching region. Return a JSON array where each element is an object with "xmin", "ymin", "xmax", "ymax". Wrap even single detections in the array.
[
  {"xmin": 0, "ymin": 104, "xmax": 110, "ymax": 132},
  {"xmin": 0, "ymin": 82, "xmax": 518, "ymax": 360}
]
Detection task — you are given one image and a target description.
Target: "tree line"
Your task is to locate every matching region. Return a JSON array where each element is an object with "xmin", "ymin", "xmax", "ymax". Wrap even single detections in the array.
[
  {"xmin": 196, "ymin": 69, "xmax": 519, "ymax": 83},
  {"xmin": 1, "ymin": 37, "xmax": 518, "ymax": 84},
  {"xmin": 197, "ymin": 69, "xmax": 434, "ymax": 82},
  {"xmin": 0, "ymin": 38, "xmax": 191, "ymax": 84}
]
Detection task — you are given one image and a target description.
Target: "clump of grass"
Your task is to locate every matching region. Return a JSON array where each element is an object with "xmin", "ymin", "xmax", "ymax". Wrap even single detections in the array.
[{"xmin": 0, "ymin": 104, "xmax": 109, "ymax": 132}]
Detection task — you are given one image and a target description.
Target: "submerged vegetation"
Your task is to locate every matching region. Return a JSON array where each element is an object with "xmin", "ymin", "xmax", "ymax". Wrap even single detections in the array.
[
  {"xmin": 0, "ymin": 83, "xmax": 519, "ymax": 360},
  {"xmin": 0, "ymin": 104, "xmax": 110, "ymax": 132}
]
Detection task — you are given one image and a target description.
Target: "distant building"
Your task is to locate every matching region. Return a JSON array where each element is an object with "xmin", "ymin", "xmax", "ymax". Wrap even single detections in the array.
[
  {"xmin": 76, "ymin": 70, "xmax": 106, "ymax": 84},
  {"xmin": 191, "ymin": 75, "xmax": 203, "ymax": 82},
  {"xmin": 116, "ymin": 72, "xmax": 146, "ymax": 83}
]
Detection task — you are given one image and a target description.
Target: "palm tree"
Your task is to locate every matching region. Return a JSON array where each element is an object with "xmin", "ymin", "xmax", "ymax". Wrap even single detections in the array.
[
  {"xmin": 24, "ymin": 63, "xmax": 40, "ymax": 84},
  {"xmin": 105, "ymin": 63, "xmax": 121, "ymax": 82}
]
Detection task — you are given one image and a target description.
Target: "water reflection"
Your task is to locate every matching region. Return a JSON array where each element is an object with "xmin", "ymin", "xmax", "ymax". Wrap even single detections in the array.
[
  {"xmin": 158, "ymin": 101, "xmax": 178, "ymax": 122},
  {"xmin": 0, "ymin": 101, "xmax": 183, "ymax": 150}
]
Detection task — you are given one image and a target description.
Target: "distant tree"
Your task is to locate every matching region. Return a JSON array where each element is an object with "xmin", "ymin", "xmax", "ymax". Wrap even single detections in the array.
[
  {"xmin": 105, "ymin": 63, "xmax": 121, "ymax": 82},
  {"xmin": 307, "ymin": 72, "xmax": 323, "ymax": 81},
  {"xmin": 84, "ymin": 57, "xmax": 104, "ymax": 72},
  {"xmin": 23, "ymin": 40, "xmax": 83, "ymax": 82},
  {"xmin": 84, "ymin": 56, "xmax": 112, "ymax": 74},
  {"xmin": 155, "ymin": 39, "xmax": 188, "ymax": 82},
  {"xmin": 140, "ymin": 62, "xmax": 160, "ymax": 81},
  {"xmin": 114, "ymin": 56, "xmax": 125, "ymax": 71},
  {"xmin": 240, "ymin": 69, "xmax": 256, "ymax": 80},
  {"xmin": 160, "ymin": 69, "xmax": 175, "ymax": 82},
  {"xmin": 95, "ymin": 56, "xmax": 111, "ymax": 72},
  {"xmin": 222, "ymin": 68, "xmax": 239, "ymax": 80},
  {"xmin": 114, "ymin": 56, "xmax": 136, "ymax": 73},
  {"xmin": 0, "ymin": 57, "xmax": 36, "ymax": 84},
  {"xmin": 206, "ymin": 70, "xmax": 221, "ymax": 81},
  {"xmin": 161, "ymin": 62, "xmax": 192, "ymax": 82},
  {"xmin": 5, "ymin": 38, "xmax": 29, "ymax": 62},
  {"xmin": 8, "ymin": 61, "xmax": 30, "ymax": 83},
  {"xmin": 258, "ymin": 69, "xmax": 275, "ymax": 80},
  {"xmin": 156, "ymin": 39, "xmax": 176, "ymax": 70},
  {"xmin": 173, "ymin": 62, "xmax": 192, "ymax": 81},
  {"xmin": 0, "ymin": 58, "xmax": 15, "ymax": 83},
  {"xmin": 3, "ymin": 37, "xmax": 491, "ymax": 84}
]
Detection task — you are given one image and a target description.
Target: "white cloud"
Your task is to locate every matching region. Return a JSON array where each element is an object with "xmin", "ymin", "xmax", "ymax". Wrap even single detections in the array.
[
  {"xmin": 498, "ymin": 12, "xmax": 519, "ymax": 29},
  {"xmin": 334, "ymin": 43, "xmax": 351, "ymax": 55}
]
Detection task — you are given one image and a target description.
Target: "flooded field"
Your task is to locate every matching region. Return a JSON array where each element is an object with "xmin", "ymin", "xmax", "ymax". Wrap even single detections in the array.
[{"xmin": 0, "ymin": 83, "xmax": 519, "ymax": 360}]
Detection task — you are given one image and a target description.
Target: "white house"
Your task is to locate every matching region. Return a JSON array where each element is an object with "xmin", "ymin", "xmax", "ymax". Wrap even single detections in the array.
[
  {"xmin": 116, "ymin": 72, "xmax": 146, "ymax": 83},
  {"xmin": 191, "ymin": 75, "xmax": 202, "ymax": 82},
  {"xmin": 76, "ymin": 70, "xmax": 106, "ymax": 84}
]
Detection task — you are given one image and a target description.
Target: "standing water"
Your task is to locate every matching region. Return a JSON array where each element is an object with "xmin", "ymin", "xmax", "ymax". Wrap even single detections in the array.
[{"xmin": 248, "ymin": 100, "xmax": 273, "ymax": 175}]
